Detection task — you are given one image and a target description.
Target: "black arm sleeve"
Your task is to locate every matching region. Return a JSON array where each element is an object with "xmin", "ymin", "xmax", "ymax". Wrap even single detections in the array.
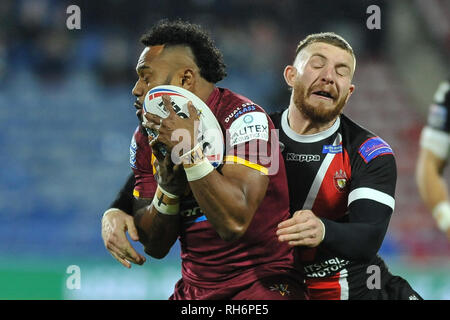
[
  {"xmin": 107, "ymin": 173, "xmax": 135, "ymax": 216},
  {"xmin": 321, "ymin": 199, "xmax": 392, "ymax": 263}
]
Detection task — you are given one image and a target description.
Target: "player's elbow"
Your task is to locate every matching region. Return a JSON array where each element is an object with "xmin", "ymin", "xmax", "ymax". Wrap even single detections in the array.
[
  {"xmin": 144, "ymin": 245, "xmax": 170, "ymax": 259},
  {"xmin": 217, "ymin": 217, "xmax": 250, "ymax": 242}
]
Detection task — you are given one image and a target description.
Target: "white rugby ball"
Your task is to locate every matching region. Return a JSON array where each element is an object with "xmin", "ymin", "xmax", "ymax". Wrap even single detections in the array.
[{"xmin": 143, "ymin": 85, "xmax": 224, "ymax": 168}]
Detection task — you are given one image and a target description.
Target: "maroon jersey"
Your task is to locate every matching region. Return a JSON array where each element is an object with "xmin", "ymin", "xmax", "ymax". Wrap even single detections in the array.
[{"xmin": 130, "ymin": 88, "xmax": 302, "ymax": 295}]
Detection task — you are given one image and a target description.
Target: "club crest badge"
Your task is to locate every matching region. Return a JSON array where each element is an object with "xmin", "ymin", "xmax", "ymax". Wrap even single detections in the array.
[{"xmin": 334, "ymin": 169, "xmax": 348, "ymax": 192}]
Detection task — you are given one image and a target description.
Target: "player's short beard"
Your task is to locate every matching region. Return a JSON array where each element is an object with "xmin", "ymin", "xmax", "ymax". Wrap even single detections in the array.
[{"xmin": 293, "ymin": 82, "xmax": 348, "ymax": 124}]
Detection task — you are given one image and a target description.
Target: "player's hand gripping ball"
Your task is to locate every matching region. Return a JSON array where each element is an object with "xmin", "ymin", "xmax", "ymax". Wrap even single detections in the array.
[{"xmin": 143, "ymin": 85, "xmax": 224, "ymax": 168}]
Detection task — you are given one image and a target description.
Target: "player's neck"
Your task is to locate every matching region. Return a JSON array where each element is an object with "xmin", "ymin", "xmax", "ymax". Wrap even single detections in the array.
[
  {"xmin": 288, "ymin": 103, "xmax": 337, "ymax": 135},
  {"xmin": 195, "ymin": 80, "xmax": 215, "ymax": 102}
]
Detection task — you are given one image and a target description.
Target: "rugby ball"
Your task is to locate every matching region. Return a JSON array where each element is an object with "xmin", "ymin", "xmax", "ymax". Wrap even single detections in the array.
[{"xmin": 143, "ymin": 85, "xmax": 224, "ymax": 168}]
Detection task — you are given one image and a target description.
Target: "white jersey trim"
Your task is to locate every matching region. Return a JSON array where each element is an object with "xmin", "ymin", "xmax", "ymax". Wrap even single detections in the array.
[
  {"xmin": 420, "ymin": 126, "xmax": 450, "ymax": 160},
  {"xmin": 339, "ymin": 268, "xmax": 349, "ymax": 300},
  {"xmin": 302, "ymin": 133, "xmax": 342, "ymax": 210},
  {"xmin": 348, "ymin": 187, "xmax": 395, "ymax": 211},
  {"xmin": 281, "ymin": 109, "xmax": 340, "ymax": 143}
]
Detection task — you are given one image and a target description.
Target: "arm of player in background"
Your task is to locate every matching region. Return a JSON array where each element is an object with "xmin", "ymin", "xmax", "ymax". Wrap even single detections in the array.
[
  {"xmin": 416, "ymin": 127, "xmax": 450, "ymax": 237},
  {"xmin": 416, "ymin": 147, "xmax": 448, "ymax": 210}
]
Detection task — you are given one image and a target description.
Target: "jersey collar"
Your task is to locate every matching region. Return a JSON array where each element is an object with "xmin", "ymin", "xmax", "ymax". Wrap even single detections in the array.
[{"xmin": 281, "ymin": 108, "xmax": 341, "ymax": 143}]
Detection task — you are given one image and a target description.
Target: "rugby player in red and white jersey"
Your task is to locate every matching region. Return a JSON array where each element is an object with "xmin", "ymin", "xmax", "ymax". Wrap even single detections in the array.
[
  {"xmin": 416, "ymin": 79, "xmax": 450, "ymax": 239},
  {"xmin": 273, "ymin": 32, "xmax": 422, "ymax": 299},
  {"xmin": 101, "ymin": 20, "xmax": 306, "ymax": 300}
]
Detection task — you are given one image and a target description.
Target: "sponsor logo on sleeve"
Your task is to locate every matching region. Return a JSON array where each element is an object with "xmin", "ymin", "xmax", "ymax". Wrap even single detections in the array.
[
  {"xmin": 224, "ymin": 102, "xmax": 257, "ymax": 123},
  {"xmin": 229, "ymin": 112, "xmax": 269, "ymax": 146},
  {"xmin": 358, "ymin": 136, "xmax": 393, "ymax": 163}
]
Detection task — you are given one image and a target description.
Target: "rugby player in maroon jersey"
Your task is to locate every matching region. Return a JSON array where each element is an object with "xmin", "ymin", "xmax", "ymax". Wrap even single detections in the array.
[{"xmin": 101, "ymin": 20, "xmax": 306, "ymax": 300}]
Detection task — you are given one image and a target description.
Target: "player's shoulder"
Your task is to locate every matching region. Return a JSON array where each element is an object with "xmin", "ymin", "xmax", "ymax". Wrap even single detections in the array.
[
  {"xmin": 216, "ymin": 87, "xmax": 269, "ymax": 127},
  {"xmin": 269, "ymin": 110, "xmax": 283, "ymax": 129},
  {"xmin": 131, "ymin": 125, "xmax": 147, "ymax": 141},
  {"xmin": 340, "ymin": 114, "xmax": 395, "ymax": 164}
]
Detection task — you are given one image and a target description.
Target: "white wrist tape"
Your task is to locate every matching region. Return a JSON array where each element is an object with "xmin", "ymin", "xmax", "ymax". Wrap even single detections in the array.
[
  {"xmin": 432, "ymin": 201, "xmax": 450, "ymax": 232},
  {"xmin": 152, "ymin": 186, "xmax": 180, "ymax": 215},
  {"xmin": 184, "ymin": 158, "xmax": 214, "ymax": 181},
  {"xmin": 179, "ymin": 143, "xmax": 202, "ymax": 162},
  {"xmin": 158, "ymin": 185, "xmax": 179, "ymax": 199}
]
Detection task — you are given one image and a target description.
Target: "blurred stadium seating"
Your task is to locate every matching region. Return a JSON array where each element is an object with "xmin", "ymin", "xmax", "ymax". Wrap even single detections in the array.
[{"xmin": 0, "ymin": 0, "xmax": 448, "ymax": 299}]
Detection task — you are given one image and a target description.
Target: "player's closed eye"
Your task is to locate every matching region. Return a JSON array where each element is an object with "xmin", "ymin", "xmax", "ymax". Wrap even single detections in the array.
[{"xmin": 336, "ymin": 67, "xmax": 349, "ymax": 77}]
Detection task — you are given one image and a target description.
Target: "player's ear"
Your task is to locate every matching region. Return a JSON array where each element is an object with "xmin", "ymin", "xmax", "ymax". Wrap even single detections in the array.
[
  {"xmin": 283, "ymin": 65, "xmax": 297, "ymax": 88},
  {"xmin": 345, "ymin": 84, "xmax": 355, "ymax": 104},
  {"xmin": 179, "ymin": 69, "xmax": 195, "ymax": 90}
]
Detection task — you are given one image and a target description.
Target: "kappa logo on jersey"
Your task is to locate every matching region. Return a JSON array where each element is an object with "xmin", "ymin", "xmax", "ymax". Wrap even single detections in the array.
[
  {"xmin": 322, "ymin": 144, "xmax": 343, "ymax": 154},
  {"xmin": 286, "ymin": 153, "xmax": 320, "ymax": 162},
  {"xmin": 428, "ymin": 104, "xmax": 447, "ymax": 130},
  {"xmin": 358, "ymin": 136, "xmax": 393, "ymax": 163},
  {"xmin": 224, "ymin": 102, "xmax": 257, "ymax": 123},
  {"xmin": 129, "ymin": 135, "xmax": 137, "ymax": 169},
  {"xmin": 333, "ymin": 169, "xmax": 348, "ymax": 192},
  {"xmin": 229, "ymin": 112, "xmax": 269, "ymax": 146}
]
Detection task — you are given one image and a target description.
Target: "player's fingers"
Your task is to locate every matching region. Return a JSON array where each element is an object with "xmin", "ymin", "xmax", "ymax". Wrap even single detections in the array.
[
  {"xmin": 162, "ymin": 95, "xmax": 176, "ymax": 117},
  {"xmin": 288, "ymin": 237, "xmax": 318, "ymax": 247},
  {"xmin": 116, "ymin": 235, "xmax": 146, "ymax": 265},
  {"xmin": 105, "ymin": 241, "xmax": 132, "ymax": 268},
  {"xmin": 110, "ymin": 250, "xmax": 132, "ymax": 268},
  {"xmin": 125, "ymin": 216, "xmax": 139, "ymax": 241},
  {"xmin": 105, "ymin": 229, "xmax": 145, "ymax": 265},
  {"xmin": 276, "ymin": 223, "xmax": 301, "ymax": 236},
  {"xmin": 277, "ymin": 232, "xmax": 301, "ymax": 243},
  {"xmin": 187, "ymin": 101, "xmax": 199, "ymax": 120},
  {"xmin": 144, "ymin": 111, "xmax": 163, "ymax": 126},
  {"xmin": 123, "ymin": 246, "xmax": 146, "ymax": 265},
  {"xmin": 277, "ymin": 217, "xmax": 297, "ymax": 229},
  {"xmin": 292, "ymin": 210, "xmax": 313, "ymax": 222},
  {"xmin": 278, "ymin": 227, "xmax": 316, "ymax": 243}
]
